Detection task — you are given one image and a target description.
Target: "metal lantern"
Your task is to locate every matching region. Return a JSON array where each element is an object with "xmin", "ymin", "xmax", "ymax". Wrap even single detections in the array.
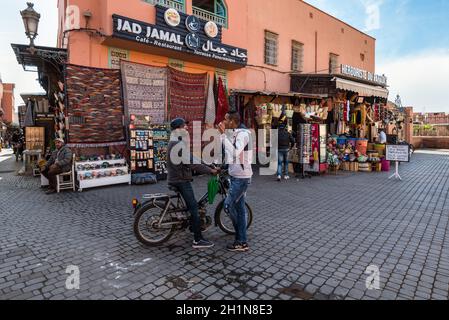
[{"xmin": 20, "ymin": 2, "xmax": 41, "ymax": 49}]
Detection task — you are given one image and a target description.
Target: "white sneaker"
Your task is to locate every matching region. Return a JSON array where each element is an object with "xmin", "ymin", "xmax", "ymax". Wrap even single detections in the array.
[
  {"xmin": 277, "ymin": 175, "xmax": 281, "ymax": 181},
  {"xmin": 284, "ymin": 175, "xmax": 290, "ymax": 180}
]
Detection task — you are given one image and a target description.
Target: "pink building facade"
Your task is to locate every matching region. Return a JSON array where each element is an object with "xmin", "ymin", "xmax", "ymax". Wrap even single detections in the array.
[{"xmin": 57, "ymin": 0, "xmax": 378, "ymax": 94}]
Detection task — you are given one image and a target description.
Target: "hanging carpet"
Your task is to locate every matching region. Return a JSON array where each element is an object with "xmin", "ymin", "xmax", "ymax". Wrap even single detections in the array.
[
  {"xmin": 121, "ymin": 61, "xmax": 167, "ymax": 124},
  {"xmin": 65, "ymin": 64, "xmax": 125, "ymax": 145},
  {"xmin": 168, "ymin": 67, "xmax": 207, "ymax": 126}
]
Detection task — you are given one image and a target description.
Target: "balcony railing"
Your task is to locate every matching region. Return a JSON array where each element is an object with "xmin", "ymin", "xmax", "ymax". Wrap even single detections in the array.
[
  {"xmin": 192, "ymin": 6, "xmax": 227, "ymax": 28},
  {"xmin": 144, "ymin": 0, "xmax": 185, "ymax": 13}
]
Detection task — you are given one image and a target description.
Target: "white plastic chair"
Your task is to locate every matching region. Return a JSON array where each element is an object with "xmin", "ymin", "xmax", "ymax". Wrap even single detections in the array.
[{"xmin": 56, "ymin": 155, "xmax": 76, "ymax": 193}]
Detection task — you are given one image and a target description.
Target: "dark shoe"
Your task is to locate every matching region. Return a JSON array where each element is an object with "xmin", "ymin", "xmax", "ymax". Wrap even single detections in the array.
[
  {"xmin": 45, "ymin": 189, "xmax": 56, "ymax": 195},
  {"xmin": 227, "ymin": 242, "xmax": 249, "ymax": 252},
  {"xmin": 192, "ymin": 239, "xmax": 214, "ymax": 249}
]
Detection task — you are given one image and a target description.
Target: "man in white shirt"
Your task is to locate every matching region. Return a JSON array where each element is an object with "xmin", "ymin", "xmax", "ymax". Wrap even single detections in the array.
[
  {"xmin": 218, "ymin": 111, "xmax": 253, "ymax": 252},
  {"xmin": 378, "ymin": 129, "xmax": 387, "ymax": 144}
]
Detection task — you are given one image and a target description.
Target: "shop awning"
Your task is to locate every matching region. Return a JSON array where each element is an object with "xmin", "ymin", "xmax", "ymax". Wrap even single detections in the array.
[
  {"xmin": 229, "ymin": 89, "xmax": 327, "ymax": 99},
  {"xmin": 332, "ymin": 77, "xmax": 389, "ymax": 99}
]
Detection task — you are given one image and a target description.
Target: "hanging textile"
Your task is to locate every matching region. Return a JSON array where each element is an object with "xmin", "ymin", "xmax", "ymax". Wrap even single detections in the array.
[
  {"xmin": 229, "ymin": 94, "xmax": 237, "ymax": 112},
  {"xmin": 205, "ymin": 74, "xmax": 216, "ymax": 126},
  {"xmin": 65, "ymin": 64, "xmax": 125, "ymax": 145},
  {"xmin": 311, "ymin": 124, "xmax": 320, "ymax": 163},
  {"xmin": 298, "ymin": 124, "xmax": 312, "ymax": 164},
  {"xmin": 215, "ymin": 77, "xmax": 229, "ymax": 125},
  {"xmin": 120, "ymin": 61, "xmax": 167, "ymax": 124},
  {"xmin": 346, "ymin": 100, "xmax": 350, "ymax": 122},
  {"xmin": 168, "ymin": 67, "xmax": 207, "ymax": 125},
  {"xmin": 23, "ymin": 99, "xmax": 35, "ymax": 127}
]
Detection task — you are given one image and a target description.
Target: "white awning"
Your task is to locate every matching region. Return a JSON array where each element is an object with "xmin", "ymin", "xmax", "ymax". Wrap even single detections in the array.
[{"xmin": 333, "ymin": 77, "xmax": 389, "ymax": 99}]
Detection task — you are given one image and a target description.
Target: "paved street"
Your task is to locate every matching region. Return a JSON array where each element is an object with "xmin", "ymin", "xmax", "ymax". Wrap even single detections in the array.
[{"xmin": 0, "ymin": 148, "xmax": 449, "ymax": 300}]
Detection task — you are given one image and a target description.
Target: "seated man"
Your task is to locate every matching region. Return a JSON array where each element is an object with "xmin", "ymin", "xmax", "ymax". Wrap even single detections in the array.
[{"xmin": 41, "ymin": 138, "xmax": 73, "ymax": 194}]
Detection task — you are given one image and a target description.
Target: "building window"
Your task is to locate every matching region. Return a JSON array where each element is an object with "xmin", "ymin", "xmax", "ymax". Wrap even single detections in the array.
[
  {"xmin": 291, "ymin": 41, "xmax": 304, "ymax": 72},
  {"xmin": 215, "ymin": 68, "xmax": 228, "ymax": 88},
  {"xmin": 192, "ymin": 0, "xmax": 228, "ymax": 27},
  {"xmin": 360, "ymin": 53, "xmax": 365, "ymax": 62},
  {"xmin": 143, "ymin": 0, "xmax": 185, "ymax": 13},
  {"xmin": 265, "ymin": 31, "xmax": 278, "ymax": 66},
  {"xmin": 329, "ymin": 53, "xmax": 339, "ymax": 74}
]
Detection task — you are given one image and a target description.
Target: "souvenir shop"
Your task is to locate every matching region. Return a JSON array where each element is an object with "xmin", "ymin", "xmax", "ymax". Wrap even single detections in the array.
[
  {"xmin": 229, "ymin": 90, "xmax": 330, "ymax": 176},
  {"xmin": 291, "ymin": 71, "xmax": 392, "ymax": 174},
  {"xmin": 12, "ymin": 5, "xmax": 243, "ymax": 190},
  {"xmin": 62, "ymin": 60, "xmax": 234, "ymax": 190},
  {"xmin": 19, "ymin": 93, "xmax": 55, "ymax": 153}
]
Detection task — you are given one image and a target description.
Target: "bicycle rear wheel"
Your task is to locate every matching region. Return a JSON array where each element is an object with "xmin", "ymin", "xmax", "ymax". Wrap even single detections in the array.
[
  {"xmin": 214, "ymin": 200, "xmax": 253, "ymax": 235},
  {"xmin": 133, "ymin": 201, "xmax": 176, "ymax": 246}
]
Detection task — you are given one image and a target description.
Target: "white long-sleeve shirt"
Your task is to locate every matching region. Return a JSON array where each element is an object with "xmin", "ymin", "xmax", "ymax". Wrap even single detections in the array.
[{"xmin": 221, "ymin": 128, "xmax": 253, "ymax": 179}]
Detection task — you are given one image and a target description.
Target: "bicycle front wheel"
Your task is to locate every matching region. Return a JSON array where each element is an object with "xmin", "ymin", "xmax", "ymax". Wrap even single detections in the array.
[
  {"xmin": 214, "ymin": 200, "xmax": 253, "ymax": 235},
  {"xmin": 133, "ymin": 201, "xmax": 176, "ymax": 246}
]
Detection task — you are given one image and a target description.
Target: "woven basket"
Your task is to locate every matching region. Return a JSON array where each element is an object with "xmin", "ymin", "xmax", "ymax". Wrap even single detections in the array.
[{"xmin": 350, "ymin": 162, "xmax": 359, "ymax": 172}]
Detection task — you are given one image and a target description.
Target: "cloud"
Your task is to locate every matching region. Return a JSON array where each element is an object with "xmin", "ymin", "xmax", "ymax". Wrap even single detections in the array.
[
  {"xmin": 362, "ymin": 0, "xmax": 383, "ymax": 31},
  {"xmin": 377, "ymin": 49, "xmax": 449, "ymax": 113}
]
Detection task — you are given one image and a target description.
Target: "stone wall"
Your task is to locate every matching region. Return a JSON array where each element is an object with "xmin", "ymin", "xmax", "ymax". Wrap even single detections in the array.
[{"xmin": 412, "ymin": 137, "xmax": 449, "ymax": 149}]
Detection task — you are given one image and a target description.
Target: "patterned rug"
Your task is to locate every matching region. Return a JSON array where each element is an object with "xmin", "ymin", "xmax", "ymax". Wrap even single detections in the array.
[
  {"xmin": 121, "ymin": 61, "xmax": 167, "ymax": 124},
  {"xmin": 65, "ymin": 64, "xmax": 125, "ymax": 145},
  {"xmin": 168, "ymin": 67, "xmax": 208, "ymax": 126}
]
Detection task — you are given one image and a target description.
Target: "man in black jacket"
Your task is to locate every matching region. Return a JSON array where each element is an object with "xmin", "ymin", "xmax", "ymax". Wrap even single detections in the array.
[
  {"xmin": 41, "ymin": 138, "xmax": 73, "ymax": 194},
  {"xmin": 277, "ymin": 124, "xmax": 295, "ymax": 181},
  {"xmin": 167, "ymin": 118, "xmax": 219, "ymax": 249}
]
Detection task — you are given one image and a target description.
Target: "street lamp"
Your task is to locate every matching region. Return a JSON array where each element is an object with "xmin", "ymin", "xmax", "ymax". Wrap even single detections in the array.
[{"xmin": 20, "ymin": 2, "xmax": 40, "ymax": 53}]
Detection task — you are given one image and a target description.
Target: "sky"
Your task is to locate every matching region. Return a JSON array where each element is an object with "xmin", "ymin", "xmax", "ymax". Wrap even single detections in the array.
[
  {"xmin": 305, "ymin": 0, "xmax": 449, "ymax": 113},
  {"xmin": 1, "ymin": 0, "xmax": 448, "ymax": 113}
]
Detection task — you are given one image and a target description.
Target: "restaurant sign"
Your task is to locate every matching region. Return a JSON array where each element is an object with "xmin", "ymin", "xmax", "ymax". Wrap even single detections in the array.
[
  {"xmin": 112, "ymin": 7, "xmax": 247, "ymax": 66},
  {"xmin": 341, "ymin": 64, "xmax": 387, "ymax": 86}
]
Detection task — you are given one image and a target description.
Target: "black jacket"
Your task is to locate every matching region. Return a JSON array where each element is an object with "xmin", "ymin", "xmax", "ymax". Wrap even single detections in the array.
[
  {"xmin": 167, "ymin": 140, "xmax": 213, "ymax": 184},
  {"xmin": 278, "ymin": 129, "xmax": 295, "ymax": 150}
]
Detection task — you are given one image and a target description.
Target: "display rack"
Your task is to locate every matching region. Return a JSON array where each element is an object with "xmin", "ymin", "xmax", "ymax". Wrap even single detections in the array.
[
  {"xmin": 75, "ymin": 158, "xmax": 131, "ymax": 192},
  {"xmin": 297, "ymin": 124, "xmax": 312, "ymax": 179},
  {"xmin": 129, "ymin": 129, "xmax": 154, "ymax": 173},
  {"xmin": 150, "ymin": 125, "xmax": 169, "ymax": 181}
]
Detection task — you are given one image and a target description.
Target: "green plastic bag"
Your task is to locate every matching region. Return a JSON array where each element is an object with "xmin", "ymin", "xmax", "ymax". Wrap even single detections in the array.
[{"xmin": 207, "ymin": 176, "xmax": 219, "ymax": 204}]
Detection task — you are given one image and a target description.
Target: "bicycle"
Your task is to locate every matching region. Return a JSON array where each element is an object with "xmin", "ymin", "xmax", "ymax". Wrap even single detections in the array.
[{"xmin": 132, "ymin": 169, "xmax": 253, "ymax": 246}]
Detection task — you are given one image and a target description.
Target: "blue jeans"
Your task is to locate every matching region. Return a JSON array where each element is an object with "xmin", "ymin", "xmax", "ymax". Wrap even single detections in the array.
[
  {"xmin": 277, "ymin": 149, "xmax": 289, "ymax": 176},
  {"xmin": 225, "ymin": 177, "xmax": 251, "ymax": 244},
  {"xmin": 170, "ymin": 181, "xmax": 202, "ymax": 242}
]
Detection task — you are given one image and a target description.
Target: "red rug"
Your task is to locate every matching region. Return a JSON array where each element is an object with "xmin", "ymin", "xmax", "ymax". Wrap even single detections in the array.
[{"xmin": 168, "ymin": 67, "xmax": 207, "ymax": 126}]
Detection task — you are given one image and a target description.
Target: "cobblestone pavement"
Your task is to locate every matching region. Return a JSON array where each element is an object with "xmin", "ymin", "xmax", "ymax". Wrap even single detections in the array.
[{"xmin": 1, "ymin": 148, "xmax": 449, "ymax": 300}]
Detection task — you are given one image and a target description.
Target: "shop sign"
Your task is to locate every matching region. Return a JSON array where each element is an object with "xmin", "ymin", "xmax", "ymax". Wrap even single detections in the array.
[
  {"xmin": 341, "ymin": 64, "xmax": 387, "ymax": 86},
  {"xmin": 112, "ymin": 7, "xmax": 247, "ymax": 66},
  {"xmin": 204, "ymin": 21, "xmax": 219, "ymax": 38},
  {"xmin": 185, "ymin": 15, "xmax": 201, "ymax": 33},
  {"xmin": 386, "ymin": 144, "xmax": 410, "ymax": 162},
  {"xmin": 164, "ymin": 8, "xmax": 181, "ymax": 27},
  {"xmin": 35, "ymin": 113, "xmax": 55, "ymax": 119}
]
